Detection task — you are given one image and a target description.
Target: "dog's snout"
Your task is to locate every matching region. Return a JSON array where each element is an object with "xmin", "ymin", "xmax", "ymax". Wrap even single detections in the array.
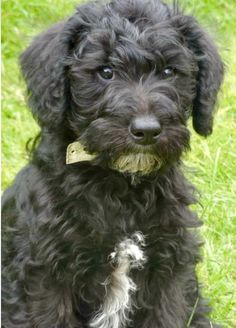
[{"xmin": 129, "ymin": 116, "xmax": 161, "ymax": 145}]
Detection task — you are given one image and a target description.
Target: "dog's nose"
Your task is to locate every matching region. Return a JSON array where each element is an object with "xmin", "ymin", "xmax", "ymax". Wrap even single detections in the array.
[{"xmin": 129, "ymin": 116, "xmax": 162, "ymax": 145}]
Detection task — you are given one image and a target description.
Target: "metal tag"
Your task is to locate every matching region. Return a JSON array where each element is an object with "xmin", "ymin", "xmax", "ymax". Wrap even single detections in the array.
[{"xmin": 66, "ymin": 141, "xmax": 96, "ymax": 164}]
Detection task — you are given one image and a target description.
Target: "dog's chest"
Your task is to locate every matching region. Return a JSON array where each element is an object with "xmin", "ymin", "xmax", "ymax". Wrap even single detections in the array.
[
  {"xmin": 73, "ymin": 174, "xmax": 158, "ymax": 235},
  {"xmin": 57, "ymin": 171, "xmax": 194, "ymax": 326}
]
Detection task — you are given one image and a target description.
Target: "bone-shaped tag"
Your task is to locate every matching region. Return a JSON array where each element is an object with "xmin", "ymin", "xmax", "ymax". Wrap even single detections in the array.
[{"xmin": 66, "ymin": 141, "xmax": 96, "ymax": 164}]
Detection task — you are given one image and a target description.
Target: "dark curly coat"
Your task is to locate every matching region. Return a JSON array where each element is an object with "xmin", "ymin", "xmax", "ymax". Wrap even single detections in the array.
[{"xmin": 2, "ymin": 0, "xmax": 223, "ymax": 327}]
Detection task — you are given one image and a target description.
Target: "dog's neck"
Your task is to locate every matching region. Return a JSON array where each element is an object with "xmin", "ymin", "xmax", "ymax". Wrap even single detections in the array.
[{"xmin": 31, "ymin": 131, "xmax": 184, "ymax": 190}]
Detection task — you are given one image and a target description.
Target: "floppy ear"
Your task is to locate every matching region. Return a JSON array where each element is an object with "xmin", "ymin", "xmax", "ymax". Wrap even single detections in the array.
[
  {"xmin": 172, "ymin": 15, "xmax": 224, "ymax": 136},
  {"xmin": 20, "ymin": 4, "xmax": 99, "ymax": 129},
  {"xmin": 20, "ymin": 21, "xmax": 70, "ymax": 128}
]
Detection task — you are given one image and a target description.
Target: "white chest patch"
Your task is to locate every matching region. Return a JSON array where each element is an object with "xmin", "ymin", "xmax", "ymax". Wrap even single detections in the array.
[{"xmin": 89, "ymin": 232, "xmax": 146, "ymax": 328}]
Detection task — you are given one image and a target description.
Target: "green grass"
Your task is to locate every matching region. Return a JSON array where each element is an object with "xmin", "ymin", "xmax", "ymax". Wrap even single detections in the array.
[{"xmin": 2, "ymin": 0, "xmax": 236, "ymax": 326}]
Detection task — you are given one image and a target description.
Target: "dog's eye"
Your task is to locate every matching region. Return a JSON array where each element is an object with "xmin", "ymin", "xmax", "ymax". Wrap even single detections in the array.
[
  {"xmin": 163, "ymin": 66, "xmax": 175, "ymax": 77},
  {"xmin": 98, "ymin": 66, "xmax": 114, "ymax": 80}
]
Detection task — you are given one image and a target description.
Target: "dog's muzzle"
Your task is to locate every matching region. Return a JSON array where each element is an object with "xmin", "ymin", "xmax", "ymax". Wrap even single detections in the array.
[
  {"xmin": 66, "ymin": 141, "xmax": 162, "ymax": 175},
  {"xmin": 111, "ymin": 152, "xmax": 162, "ymax": 175}
]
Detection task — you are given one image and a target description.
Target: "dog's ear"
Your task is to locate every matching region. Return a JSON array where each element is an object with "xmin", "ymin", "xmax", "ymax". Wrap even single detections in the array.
[
  {"xmin": 20, "ymin": 21, "xmax": 70, "ymax": 129},
  {"xmin": 172, "ymin": 15, "xmax": 224, "ymax": 136},
  {"xmin": 20, "ymin": 4, "xmax": 99, "ymax": 129}
]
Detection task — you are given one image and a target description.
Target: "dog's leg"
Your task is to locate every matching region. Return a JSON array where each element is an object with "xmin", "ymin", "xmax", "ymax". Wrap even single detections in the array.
[
  {"xmin": 187, "ymin": 302, "xmax": 222, "ymax": 328},
  {"xmin": 130, "ymin": 272, "xmax": 216, "ymax": 328},
  {"xmin": 26, "ymin": 279, "xmax": 81, "ymax": 328},
  {"xmin": 183, "ymin": 285, "xmax": 222, "ymax": 328},
  {"xmin": 89, "ymin": 232, "xmax": 146, "ymax": 328}
]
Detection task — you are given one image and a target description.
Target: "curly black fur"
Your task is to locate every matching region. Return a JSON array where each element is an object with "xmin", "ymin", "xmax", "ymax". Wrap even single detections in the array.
[{"xmin": 2, "ymin": 0, "xmax": 223, "ymax": 327}]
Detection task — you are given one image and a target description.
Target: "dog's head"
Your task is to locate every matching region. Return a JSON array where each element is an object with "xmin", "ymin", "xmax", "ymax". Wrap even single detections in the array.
[{"xmin": 21, "ymin": 0, "xmax": 223, "ymax": 174}]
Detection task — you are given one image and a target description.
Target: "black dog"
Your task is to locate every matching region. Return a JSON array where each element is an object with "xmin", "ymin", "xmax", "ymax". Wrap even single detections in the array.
[{"xmin": 2, "ymin": 0, "xmax": 223, "ymax": 327}]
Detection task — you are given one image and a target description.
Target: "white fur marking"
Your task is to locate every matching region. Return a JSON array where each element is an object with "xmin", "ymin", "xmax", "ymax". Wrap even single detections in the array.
[{"xmin": 89, "ymin": 232, "xmax": 146, "ymax": 328}]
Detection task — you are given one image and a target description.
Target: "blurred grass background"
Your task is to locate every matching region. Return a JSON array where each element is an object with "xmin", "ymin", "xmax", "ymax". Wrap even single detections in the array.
[{"xmin": 2, "ymin": 0, "xmax": 236, "ymax": 326}]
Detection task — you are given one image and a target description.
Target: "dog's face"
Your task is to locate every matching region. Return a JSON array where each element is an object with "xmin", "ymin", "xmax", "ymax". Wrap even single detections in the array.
[
  {"xmin": 68, "ymin": 16, "xmax": 196, "ymax": 174},
  {"xmin": 20, "ymin": 0, "xmax": 223, "ymax": 174}
]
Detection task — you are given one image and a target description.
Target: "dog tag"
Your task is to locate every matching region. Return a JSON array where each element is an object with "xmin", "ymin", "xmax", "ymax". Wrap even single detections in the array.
[{"xmin": 66, "ymin": 141, "xmax": 96, "ymax": 164}]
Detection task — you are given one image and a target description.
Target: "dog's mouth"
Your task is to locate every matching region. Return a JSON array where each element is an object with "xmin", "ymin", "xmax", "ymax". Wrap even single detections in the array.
[
  {"xmin": 109, "ymin": 142, "xmax": 163, "ymax": 175},
  {"xmin": 110, "ymin": 151, "xmax": 162, "ymax": 175},
  {"xmin": 66, "ymin": 141, "xmax": 162, "ymax": 175}
]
